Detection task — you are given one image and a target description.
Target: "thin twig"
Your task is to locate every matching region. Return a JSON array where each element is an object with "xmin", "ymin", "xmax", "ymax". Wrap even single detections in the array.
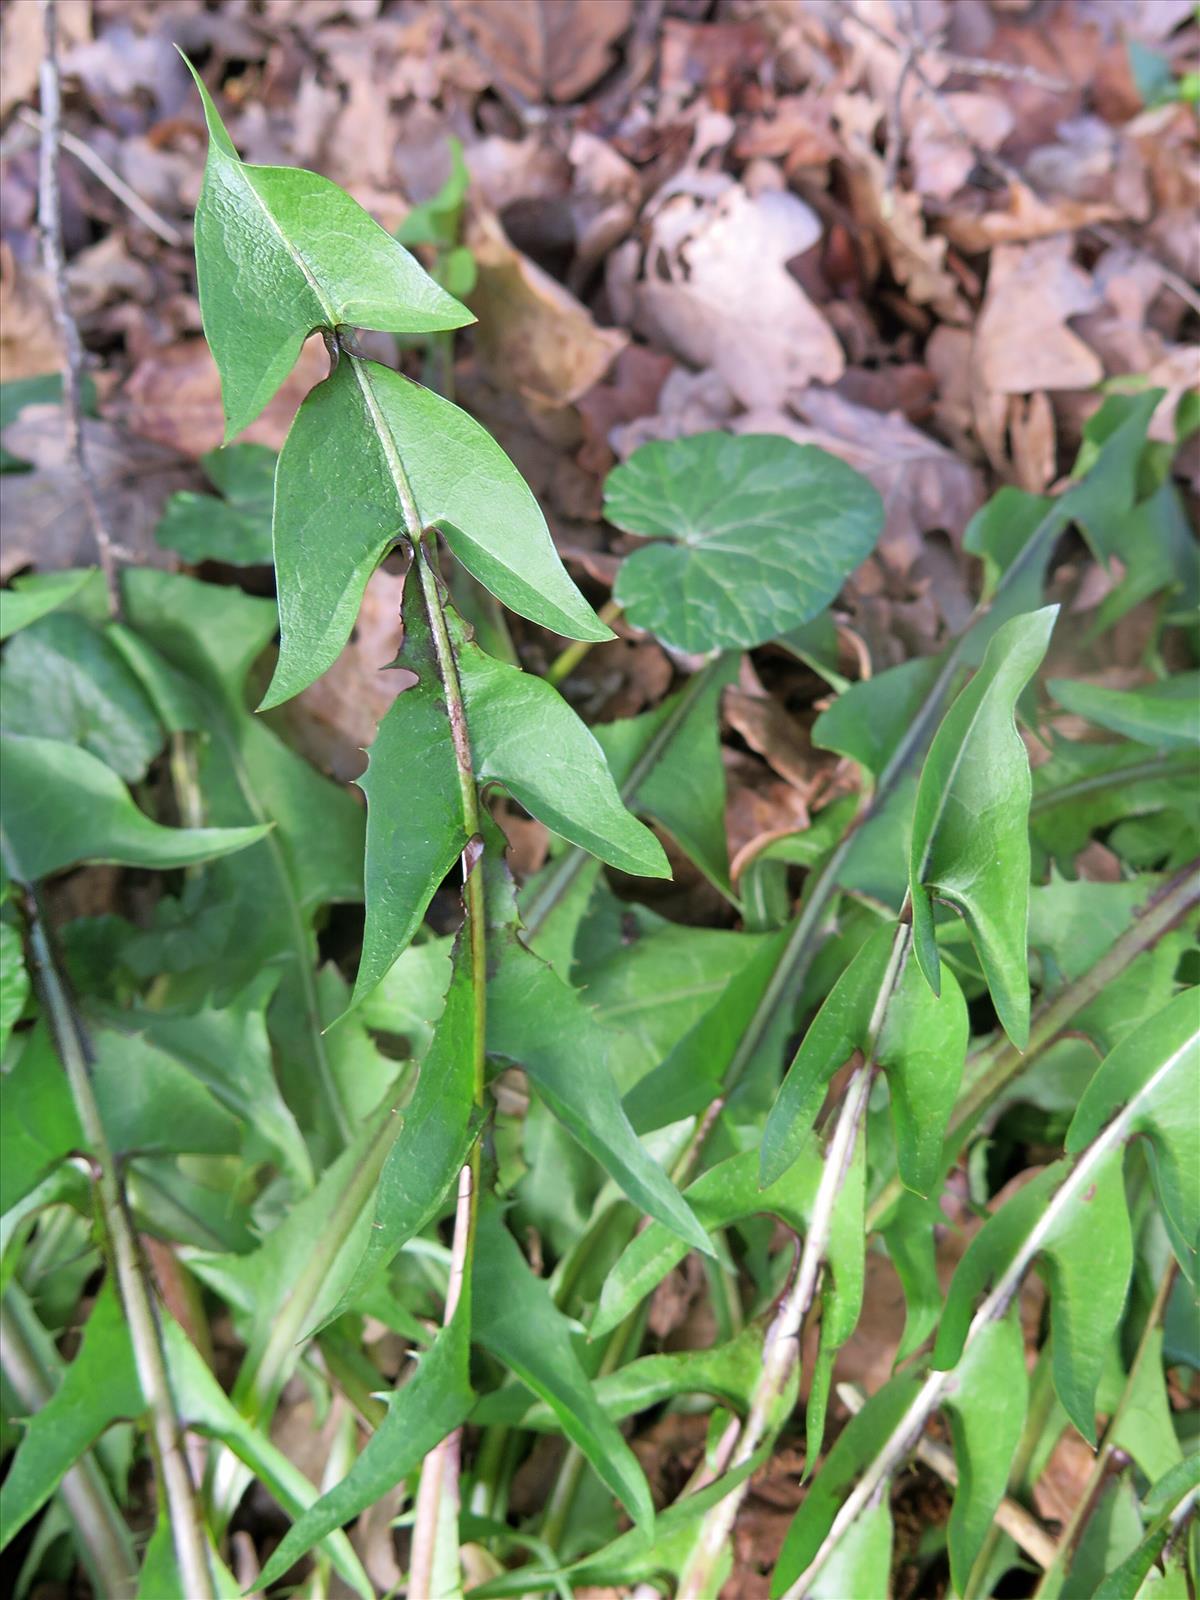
[
  {"xmin": 36, "ymin": 0, "xmax": 121, "ymax": 618},
  {"xmin": 18, "ymin": 106, "xmax": 185, "ymax": 246},
  {"xmin": 7, "ymin": 863, "xmax": 216, "ymax": 1600},
  {"xmin": 836, "ymin": 1382, "xmax": 1058, "ymax": 1571}
]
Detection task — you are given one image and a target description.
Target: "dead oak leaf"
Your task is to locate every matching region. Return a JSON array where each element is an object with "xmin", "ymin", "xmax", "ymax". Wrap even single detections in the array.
[
  {"xmin": 975, "ymin": 235, "xmax": 1103, "ymax": 396},
  {"xmin": 447, "ymin": 0, "xmax": 633, "ymax": 105},
  {"xmin": 634, "ymin": 185, "xmax": 844, "ymax": 408}
]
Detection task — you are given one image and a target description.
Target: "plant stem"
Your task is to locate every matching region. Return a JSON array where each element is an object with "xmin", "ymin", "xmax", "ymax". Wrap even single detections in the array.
[
  {"xmin": 865, "ymin": 858, "xmax": 1200, "ymax": 1232},
  {"xmin": 8, "ymin": 864, "xmax": 216, "ymax": 1599},
  {"xmin": 544, "ymin": 598, "xmax": 623, "ymax": 686},
  {"xmin": 36, "ymin": 0, "xmax": 121, "ymax": 618},
  {"xmin": 1032, "ymin": 1262, "xmax": 1178, "ymax": 1600},
  {"xmin": 1, "ymin": 1285, "xmax": 140, "ymax": 1599}
]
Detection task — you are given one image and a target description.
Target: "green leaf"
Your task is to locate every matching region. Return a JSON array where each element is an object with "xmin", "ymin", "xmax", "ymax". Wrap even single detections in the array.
[
  {"xmin": 264, "ymin": 357, "xmax": 609, "ymax": 711},
  {"xmin": 254, "ymin": 1301, "xmax": 473, "ymax": 1590},
  {"xmin": 0, "ymin": 1279, "xmax": 142, "ymax": 1549},
  {"xmin": 0, "ymin": 570, "xmax": 96, "ymax": 640},
  {"xmin": 771, "ymin": 1375, "xmax": 922, "ymax": 1596},
  {"xmin": 590, "ymin": 1143, "xmax": 849, "ymax": 1349},
  {"xmin": 961, "ymin": 488, "xmax": 1062, "ymax": 664},
  {"xmin": 909, "ymin": 606, "xmax": 1058, "ymax": 1048},
  {"xmin": 473, "ymin": 1201, "xmax": 654, "ymax": 1531},
  {"xmin": 92, "ymin": 1029, "xmax": 243, "ymax": 1158},
  {"xmin": 155, "ymin": 443, "xmax": 276, "ymax": 566},
  {"xmin": 329, "ymin": 937, "xmax": 479, "ymax": 1316},
  {"xmin": 476, "ymin": 1323, "xmax": 766, "ymax": 1429},
  {"xmin": 761, "ymin": 924, "xmax": 967, "ymax": 1195},
  {"xmin": 0, "ymin": 921, "xmax": 28, "ymax": 1060},
  {"xmin": 942, "ymin": 1312, "xmax": 1028, "ymax": 1592},
  {"xmin": 0, "ymin": 734, "xmax": 268, "ymax": 883},
  {"xmin": 354, "ymin": 586, "xmax": 466, "ymax": 1006},
  {"xmin": 455, "ymin": 620, "xmax": 669, "ymax": 879},
  {"xmin": 184, "ymin": 56, "xmax": 471, "ymax": 439},
  {"xmin": 935, "ymin": 1157, "xmax": 1130, "ymax": 1441},
  {"xmin": 0, "ymin": 612, "xmax": 164, "ymax": 781},
  {"xmin": 1049, "ymin": 675, "xmax": 1200, "ymax": 751},
  {"xmin": 624, "ymin": 925, "xmax": 793, "ymax": 1133},
  {"xmin": 806, "ymin": 1499, "xmax": 892, "ymax": 1600},
  {"xmin": 592, "ymin": 655, "xmax": 738, "ymax": 894},
  {"xmin": 114, "ymin": 977, "xmax": 313, "ymax": 1189},
  {"xmin": 812, "ymin": 656, "xmax": 943, "ymax": 780},
  {"xmin": 120, "ymin": 569, "xmax": 365, "ymax": 1136},
  {"xmin": 134, "ymin": 1517, "xmax": 240, "ymax": 1600},
  {"xmin": 1067, "ymin": 989, "xmax": 1200, "ymax": 1287},
  {"xmin": 0, "ymin": 1026, "xmax": 83, "ymax": 1213},
  {"xmin": 607, "ymin": 433, "xmax": 883, "ymax": 654},
  {"xmin": 395, "ymin": 138, "xmax": 470, "ymax": 250},
  {"xmin": 488, "ymin": 932, "xmax": 711, "ymax": 1257}
]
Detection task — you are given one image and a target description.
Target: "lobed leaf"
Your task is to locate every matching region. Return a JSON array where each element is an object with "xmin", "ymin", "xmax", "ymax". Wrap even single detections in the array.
[
  {"xmin": 909, "ymin": 606, "xmax": 1058, "ymax": 1048},
  {"xmin": 488, "ymin": 932, "xmax": 711, "ymax": 1257},
  {"xmin": 184, "ymin": 57, "xmax": 471, "ymax": 440},
  {"xmin": 0, "ymin": 733, "xmax": 268, "ymax": 884},
  {"xmin": 941, "ymin": 1312, "xmax": 1028, "ymax": 1592},
  {"xmin": 473, "ymin": 1201, "xmax": 655, "ymax": 1531},
  {"xmin": 761, "ymin": 923, "xmax": 968, "ymax": 1196},
  {"xmin": 606, "ymin": 432, "xmax": 883, "ymax": 654},
  {"xmin": 254, "ymin": 1302, "xmax": 473, "ymax": 1589},
  {"xmin": 263, "ymin": 357, "xmax": 609, "ymax": 710}
]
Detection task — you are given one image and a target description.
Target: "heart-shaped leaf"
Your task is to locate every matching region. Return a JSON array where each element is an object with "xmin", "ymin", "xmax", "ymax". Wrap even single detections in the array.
[
  {"xmin": 264, "ymin": 357, "xmax": 611, "ymax": 711},
  {"xmin": 184, "ymin": 58, "xmax": 472, "ymax": 439},
  {"xmin": 606, "ymin": 433, "xmax": 882, "ymax": 654}
]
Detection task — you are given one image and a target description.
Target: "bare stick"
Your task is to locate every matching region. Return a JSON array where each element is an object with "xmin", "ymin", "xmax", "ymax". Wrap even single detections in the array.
[
  {"xmin": 19, "ymin": 106, "xmax": 184, "ymax": 247},
  {"xmin": 36, "ymin": 0, "xmax": 121, "ymax": 617}
]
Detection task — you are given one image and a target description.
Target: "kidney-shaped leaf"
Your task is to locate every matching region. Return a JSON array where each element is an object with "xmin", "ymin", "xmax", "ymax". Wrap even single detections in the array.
[
  {"xmin": 606, "ymin": 433, "xmax": 883, "ymax": 654},
  {"xmin": 0, "ymin": 734, "xmax": 268, "ymax": 883},
  {"xmin": 264, "ymin": 358, "xmax": 609, "ymax": 710},
  {"xmin": 184, "ymin": 58, "xmax": 471, "ymax": 440},
  {"xmin": 909, "ymin": 606, "xmax": 1057, "ymax": 1049}
]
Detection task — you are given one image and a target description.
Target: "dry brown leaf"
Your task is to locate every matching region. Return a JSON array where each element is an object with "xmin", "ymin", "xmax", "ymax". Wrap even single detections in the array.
[
  {"xmin": 723, "ymin": 686, "xmax": 814, "ymax": 793},
  {"xmin": 941, "ymin": 179, "xmax": 1120, "ymax": 251},
  {"xmin": 0, "ymin": 246, "xmax": 61, "ymax": 384},
  {"xmin": 448, "ymin": 0, "xmax": 633, "ymax": 104},
  {"xmin": 576, "ymin": 344, "xmax": 673, "ymax": 478},
  {"xmin": 467, "ymin": 210, "xmax": 627, "ymax": 408},
  {"xmin": 633, "ymin": 185, "xmax": 844, "ymax": 408},
  {"xmin": 113, "ymin": 334, "xmax": 330, "ymax": 456},
  {"xmin": 908, "ymin": 92, "xmax": 1013, "ymax": 201},
  {"xmin": 975, "ymin": 235, "xmax": 1103, "ymax": 396},
  {"xmin": 0, "ymin": 406, "xmax": 190, "ymax": 580},
  {"xmin": 835, "ymin": 92, "xmax": 971, "ymax": 325}
]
